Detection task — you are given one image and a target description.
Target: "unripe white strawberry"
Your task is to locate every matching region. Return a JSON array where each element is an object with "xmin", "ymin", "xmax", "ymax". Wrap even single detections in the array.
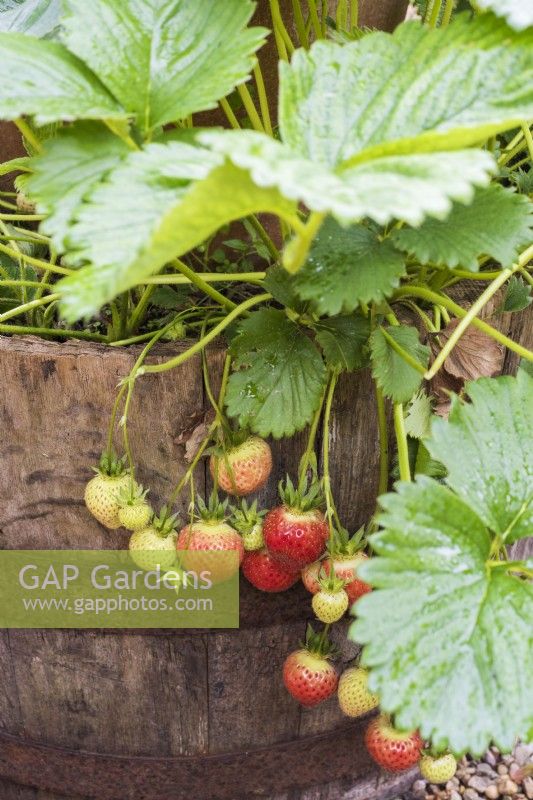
[
  {"xmin": 118, "ymin": 483, "xmax": 152, "ymax": 531},
  {"xmin": 419, "ymin": 753, "xmax": 457, "ymax": 784},
  {"xmin": 129, "ymin": 508, "xmax": 178, "ymax": 572},
  {"xmin": 84, "ymin": 453, "xmax": 130, "ymax": 529},
  {"xmin": 338, "ymin": 667, "xmax": 379, "ymax": 717}
]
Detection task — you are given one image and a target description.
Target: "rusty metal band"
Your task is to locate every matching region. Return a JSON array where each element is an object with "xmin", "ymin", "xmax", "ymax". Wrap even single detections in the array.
[{"xmin": 0, "ymin": 720, "xmax": 376, "ymax": 800}]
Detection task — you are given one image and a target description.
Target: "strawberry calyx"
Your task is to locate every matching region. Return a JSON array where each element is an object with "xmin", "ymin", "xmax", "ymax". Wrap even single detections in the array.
[
  {"xmin": 302, "ymin": 623, "xmax": 339, "ymax": 660},
  {"xmin": 94, "ymin": 451, "xmax": 128, "ymax": 478},
  {"xmin": 152, "ymin": 506, "xmax": 179, "ymax": 538},
  {"xmin": 231, "ymin": 499, "xmax": 267, "ymax": 535},
  {"xmin": 117, "ymin": 481, "xmax": 149, "ymax": 508},
  {"xmin": 317, "ymin": 566, "xmax": 346, "ymax": 594},
  {"xmin": 326, "ymin": 526, "xmax": 367, "ymax": 558},
  {"xmin": 278, "ymin": 475, "xmax": 325, "ymax": 514},
  {"xmin": 195, "ymin": 491, "xmax": 229, "ymax": 524}
]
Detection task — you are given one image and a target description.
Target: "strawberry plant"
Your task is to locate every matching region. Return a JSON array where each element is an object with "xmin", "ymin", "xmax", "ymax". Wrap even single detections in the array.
[{"xmin": 0, "ymin": 0, "xmax": 532, "ymax": 768}]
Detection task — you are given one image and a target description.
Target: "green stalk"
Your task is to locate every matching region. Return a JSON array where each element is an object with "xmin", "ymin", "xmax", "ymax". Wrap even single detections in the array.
[
  {"xmin": 375, "ymin": 384, "xmax": 389, "ymax": 495},
  {"xmin": 441, "ymin": 0, "xmax": 454, "ymax": 26},
  {"xmin": 0, "ymin": 292, "xmax": 60, "ymax": 323},
  {"xmin": 0, "ymin": 213, "xmax": 45, "ymax": 222},
  {"xmin": 0, "ymin": 243, "xmax": 72, "ymax": 275},
  {"xmin": 298, "ymin": 380, "xmax": 328, "ymax": 493},
  {"xmin": 322, "ymin": 370, "xmax": 341, "ymax": 534},
  {"xmin": 428, "ymin": 0, "xmax": 443, "ymax": 25},
  {"xmin": 139, "ymin": 293, "xmax": 271, "ymax": 376},
  {"xmin": 127, "ymin": 285, "xmax": 155, "ymax": 335},
  {"xmin": 521, "ymin": 122, "xmax": 533, "ymax": 163},
  {"xmin": 291, "ymin": 0, "xmax": 310, "ymax": 47},
  {"xmin": 14, "ymin": 118, "xmax": 42, "ymax": 154},
  {"xmin": 269, "ymin": 0, "xmax": 296, "ymax": 55},
  {"xmin": 350, "ymin": 0, "xmax": 358, "ymax": 27},
  {"xmin": 0, "ymin": 323, "xmax": 107, "ymax": 342},
  {"xmin": 171, "ymin": 259, "xmax": 236, "ymax": 312},
  {"xmin": 307, "ymin": 0, "xmax": 323, "ymax": 38},
  {"xmin": 0, "ymin": 279, "xmax": 53, "ymax": 290},
  {"xmin": 283, "ymin": 212, "xmax": 325, "ymax": 273},
  {"xmin": 253, "ymin": 64, "xmax": 274, "ymax": 137},
  {"xmin": 141, "ymin": 272, "xmax": 266, "ymax": 285},
  {"xmin": 219, "ymin": 98, "xmax": 241, "ymax": 130},
  {"xmin": 393, "ymin": 404, "xmax": 411, "ymax": 482},
  {"xmin": 246, "ymin": 217, "xmax": 280, "ymax": 262},
  {"xmin": 269, "ymin": 0, "xmax": 290, "ymax": 61},
  {"xmin": 237, "ymin": 83, "xmax": 265, "ymax": 133}
]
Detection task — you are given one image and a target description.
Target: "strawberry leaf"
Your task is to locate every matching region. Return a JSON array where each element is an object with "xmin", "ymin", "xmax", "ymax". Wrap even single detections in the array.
[
  {"xmin": 501, "ymin": 275, "xmax": 532, "ymax": 313},
  {"xmin": 0, "ymin": 33, "xmax": 125, "ymax": 123},
  {"xmin": 370, "ymin": 325, "xmax": 430, "ymax": 404},
  {"xmin": 391, "ymin": 185, "xmax": 533, "ymax": 271},
  {"xmin": 473, "ymin": 0, "xmax": 533, "ymax": 31},
  {"xmin": 56, "ymin": 138, "xmax": 296, "ymax": 321},
  {"xmin": 225, "ymin": 308, "xmax": 326, "ymax": 438},
  {"xmin": 314, "ymin": 314, "xmax": 370, "ymax": 372},
  {"xmin": 351, "ymin": 475, "xmax": 533, "ymax": 756},
  {"xmin": 293, "ymin": 219, "xmax": 406, "ymax": 314},
  {"xmin": 61, "ymin": 0, "xmax": 266, "ymax": 133},
  {"xmin": 25, "ymin": 122, "xmax": 130, "ymax": 251},
  {"xmin": 427, "ymin": 371, "xmax": 533, "ymax": 543},
  {"xmin": 0, "ymin": 0, "xmax": 61, "ymax": 37}
]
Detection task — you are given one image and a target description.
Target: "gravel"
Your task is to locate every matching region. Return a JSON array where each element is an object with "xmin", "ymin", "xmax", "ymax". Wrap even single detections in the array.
[{"xmin": 402, "ymin": 744, "xmax": 533, "ymax": 800}]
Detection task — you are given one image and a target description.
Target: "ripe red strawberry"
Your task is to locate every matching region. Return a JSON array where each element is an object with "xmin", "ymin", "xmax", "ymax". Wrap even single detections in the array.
[
  {"xmin": 365, "ymin": 715, "xmax": 423, "ymax": 772},
  {"xmin": 176, "ymin": 494, "xmax": 244, "ymax": 582},
  {"xmin": 283, "ymin": 625, "xmax": 338, "ymax": 707},
  {"xmin": 242, "ymin": 548, "xmax": 299, "ymax": 592},
  {"xmin": 302, "ymin": 560, "xmax": 322, "ymax": 594},
  {"xmin": 312, "ymin": 569, "xmax": 349, "ymax": 623},
  {"xmin": 84, "ymin": 452, "xmax": 130, "ymax": 529},
  {"xmin": 210, "ymin": 435, "xmax": 272, "ymax": 496},
  {"xmin": 264, "ymin": 477, "xmax": 329, "ymax": 569},
  {"xmin": 324, "ymin": 527, "xmax": 371, "ymax": 605}
]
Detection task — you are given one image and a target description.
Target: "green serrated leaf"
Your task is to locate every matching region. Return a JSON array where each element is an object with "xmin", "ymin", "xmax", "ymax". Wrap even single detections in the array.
[
  {"xmin": 474, "ymin": 0, "xmax": 533, "ymax": 31},
  {"xmin": 370, "ymin": 325, "xmax": 430, "ymax": 404},
  {"xmin": 0, "ymin": 0, "xmax": 61, "ymax": 37},
  {"xmin": 404, "ymin": 390, "xmax": 433, "ymax": 439},
  {"xmin": 428, "ymin": 372, "xmax": 533, "ymax": 543},
  {"xmin": 292, "ymin": 219, "xmax": 406, "ymax": 314},
  {"xmin": 57, "ymin": 140, "xmax": 297, "ymax": 320},
  {"xmin": 0, "ymin": 33, "xmax": 125, "ymax": 123},
  {"xmin": 202, "ymin": 129, "xmax": 496, "ymax": 228},
  {"xmin": 501, "ymin": 275, "xmax": 532, "ymax": 312},
  {"xmin": 25, "ymin": 122, "xmax": 130, "ymax": 251},
  {"xmin": 262, "ymin": 265, "xmax": 306, "ymax": 312},
  {"xmin": 280, "ymin": 14, "xmax": 533, "ymax": 163},
  {"xmin": 391, "ymin": 185, "xmax": 533, "ymax": 271},
  {"xmin": 225, "ymin": 308, "xmax": 326, "ymax": 438},
  {"xmin": 351, "ymin": 476, "xmax": 533, "ymax": 756},
  {"xmin": 314, "ymin": 313, "xmax": 370, "ymax": 371},
  {"xmin": 61, "ymin": 0, "xmax": 266, "ymax": 133}
]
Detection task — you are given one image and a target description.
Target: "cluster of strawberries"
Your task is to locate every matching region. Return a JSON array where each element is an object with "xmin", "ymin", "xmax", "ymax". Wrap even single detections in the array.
[{"xmin": 84, "ymin": 437, "xmax": 456, "ymax": 784}]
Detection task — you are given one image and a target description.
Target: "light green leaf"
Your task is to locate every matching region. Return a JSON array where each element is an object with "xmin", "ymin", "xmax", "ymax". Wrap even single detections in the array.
[
  {"xmin": 351, "ymin": 477, "xmax": 533, "ymax": 756},
  {"xmin": 201, "ymin": 130, "xmax": 496, "ymax": 227},
  {"xmin": 57, "ymin": 139, "xmax": 297, "ymax": 320},
  {"xmin": 404, "ymin": 390, "xmax": 433, "ymax": 439},
  {"xmin": 370, "ymin": 325, "xmax": 430, "ymax": 404},
  {"xmin": 61, "ymin": 0, "xmax": 266, "ymax": 132},
  {"xmin": 280, "ymin": 14, "xmax": 533, "ymax": 164},
  {"xmin": 474, "ymin": 0, "xmax": 533, "ymax": 32},
  {"xmin": 293, "ymin": 219, "xmax": 406, "ymax": 314},
  {"xmin": 391, "ymin": 185, "xmax": 533, "ymax": 271},
  {"xmin": 0, "ymin": 0, "xmax": 61, "ymax": 37},
  {"xmin": 226, "ymin": 308, "xmax": 327, "ymax": 438},
  {"xmin": 25, "ymin": 122, "xmax": 130, "ymax": 251},
  {"xmin": 0, "ymin": 33, "xmax": 125, "ymax": 123},
  {"xmin": 314, "ymin": 313, "xmax": 370, "ymax": 371},
  {"xmin": 428, "ymin": 372, "xmax": 533, "ymax": 543},
  {"xmin": 501, "ymin": 275, "xmax": 532, "ymax": 312}
]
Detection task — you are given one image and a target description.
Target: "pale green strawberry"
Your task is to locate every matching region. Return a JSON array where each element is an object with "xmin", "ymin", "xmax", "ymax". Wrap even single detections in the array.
[
  {"xmin": 129, "ymin": 508, "xmax": 178, "ymax": 571},
  {"xmin": 84, "ymin": 453, "xmax": 130, "ymax": 529},
  {"xmin": 118, "ymin": 483, "xmax": 153, "ymax": 531}
]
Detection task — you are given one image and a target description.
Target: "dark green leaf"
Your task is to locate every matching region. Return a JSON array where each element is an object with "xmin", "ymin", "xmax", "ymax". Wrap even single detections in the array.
[
  {"xmin": 428, "ymin": 372, "xmax": 533, "ymax": 542},
  {"xmin": 391, "ymin": 186, "xmax": 533, "ymax": 271},
  {"xmin": 0, "ymin": 33, "xmax": 125, "ymax": 123},
  {"xmin": 262, "ymin": 265, "xmax": 306, "ymax": 312},
  {"xmin": 501, "ymin": 275, "xmax": 532, "ymax": 312},
  {"xmin": 351, "ymin": 477, "xmax": 533, "ymax": 755},
  {"xmin": 226, "ymin": 308, "xmax": 327, "ymax": 438},
  {"xmin": 293, "ymin": 219, "xmax": 406, "ymax": 314},
  {"xmin": 61, "ymin": 0, "xmax": 266, "ymax": 132},
  {"xmin": 314, "ymin": 313, "xmax": 370, "ymax": 371},
  {"xmin": 370, "ymin": 325, "xmax": 430, "ymax": 403}
]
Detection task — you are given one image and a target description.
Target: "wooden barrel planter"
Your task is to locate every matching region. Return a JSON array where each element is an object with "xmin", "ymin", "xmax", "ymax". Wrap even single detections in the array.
[{"xmin": 0, "ymin": 335, "xmax": 422, "ymax": 800}]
